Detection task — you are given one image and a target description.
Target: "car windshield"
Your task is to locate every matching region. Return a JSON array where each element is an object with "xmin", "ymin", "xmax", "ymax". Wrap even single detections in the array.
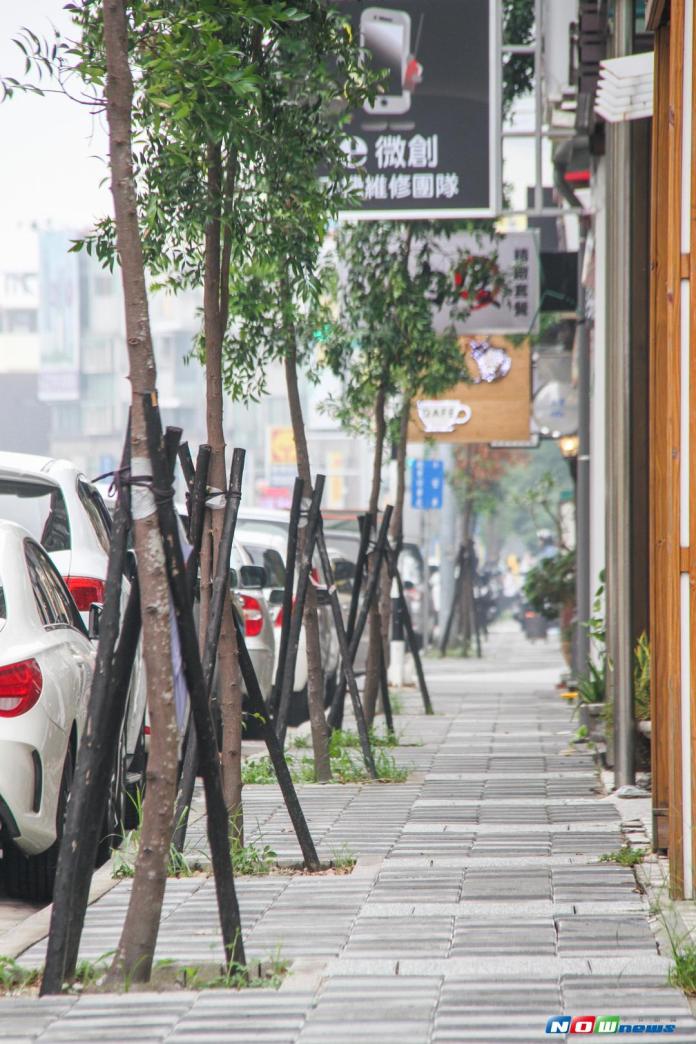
[
  {"xmin": 0, "ymin": 479, "xmax": 70, "ymax": 552},
  {"xmin": 242, "ymin": 544, "xmax": 286, "ymax": 589}
]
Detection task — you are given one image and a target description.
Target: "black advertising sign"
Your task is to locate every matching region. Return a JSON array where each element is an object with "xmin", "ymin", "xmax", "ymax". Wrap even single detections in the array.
[{"xmin": 336, "ymin": 1, "xmax": 498, "ymax": 219}]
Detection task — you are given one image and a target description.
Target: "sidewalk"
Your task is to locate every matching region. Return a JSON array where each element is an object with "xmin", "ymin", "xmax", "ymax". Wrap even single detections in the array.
[{"xmin": 1, "ymin": 622, "xmax": 695, "ymax": 1042}]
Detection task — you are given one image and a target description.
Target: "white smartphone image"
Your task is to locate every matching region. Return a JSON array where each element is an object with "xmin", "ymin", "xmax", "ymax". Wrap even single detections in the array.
[{"xmin": 360, "ymin": 7, "xmax": 412, "ymax": 116}]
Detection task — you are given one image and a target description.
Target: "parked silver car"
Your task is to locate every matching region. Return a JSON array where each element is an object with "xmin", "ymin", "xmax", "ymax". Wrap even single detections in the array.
[{"xmin": 236, "ymin": 511, "xmax": 341, "ymax": 720}]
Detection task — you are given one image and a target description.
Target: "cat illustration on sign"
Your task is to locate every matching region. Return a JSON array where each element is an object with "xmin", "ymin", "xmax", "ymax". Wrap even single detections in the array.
[{"xmin": 469, "ymin": 339, "xmax": 512, "ymax": 385}]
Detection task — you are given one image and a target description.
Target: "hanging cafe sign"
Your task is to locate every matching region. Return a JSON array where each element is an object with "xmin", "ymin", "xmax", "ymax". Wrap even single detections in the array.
[
  {"xmin": 408, "ymin": 335, "xmax": 532, "ymax": 444},
  {"xmin": 334, "ymin": 0, "xmax": 498, "ymax": 219}
]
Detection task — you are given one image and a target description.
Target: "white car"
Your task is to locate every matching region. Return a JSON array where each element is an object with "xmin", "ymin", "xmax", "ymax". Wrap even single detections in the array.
[
  {"xmin": 0, "ymin": 520, "xmax": 95, "ymax": 901},
  {"xmin": 238, "ymin": 527, "xmax": 309, "ymax": 702},
  {"xmin": 0, "ymin": 452, "xmax": 147, "ymax": 833}
]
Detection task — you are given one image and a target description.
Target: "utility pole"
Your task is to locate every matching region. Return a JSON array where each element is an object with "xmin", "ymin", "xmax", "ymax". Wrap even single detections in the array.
[{"xmin": 607, "ymin": 0, "xmax": 635, "ymax": 787}]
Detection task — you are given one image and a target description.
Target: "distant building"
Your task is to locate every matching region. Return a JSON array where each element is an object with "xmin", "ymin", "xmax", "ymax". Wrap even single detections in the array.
[
  {"xmin": 38, "ymin": 230, "xmax": 206, "ymax": 480},
  {"xmin": 0, "ymin": 262, "xmax": 50, "ymax": 454}
]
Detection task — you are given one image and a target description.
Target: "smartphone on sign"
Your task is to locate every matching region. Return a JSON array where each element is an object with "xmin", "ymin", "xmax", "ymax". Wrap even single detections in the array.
[{"xmin": 360, "ymin": 7, "xmax": 412, "ymax": 115}]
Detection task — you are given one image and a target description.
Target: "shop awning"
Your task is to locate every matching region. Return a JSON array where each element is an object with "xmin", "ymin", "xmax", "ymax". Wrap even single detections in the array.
[{"xmin": 594, "ymin": 51, "xmax": 653, "ymax": 122}]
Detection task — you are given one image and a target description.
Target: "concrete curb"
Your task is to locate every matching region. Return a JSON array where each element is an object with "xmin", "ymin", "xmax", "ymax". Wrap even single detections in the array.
[{"xmin": 0, "ymin": 861, "xmax": 119, "ymax": 960}]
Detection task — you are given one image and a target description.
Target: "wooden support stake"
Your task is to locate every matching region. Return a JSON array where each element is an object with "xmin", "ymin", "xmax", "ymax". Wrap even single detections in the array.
[
  {"xmin": 232, "ymin": 611, "xmax": 321, "ymax": 870},
  {"xmin": 315, "ymin": 522, "xmax": 377, "ymax": 778},
  {"xmin": 439, "ymin": 545, "xmax": 464, "ymax": 657},
  {"xmin": 173, "ymin": 449, "xmax": 245, "ymax": 853},
  {"xmin": 378, "ymin": 634, "xmax": 395, "ymax": 736},
  {"xmin": 269, "ymin": 477, "xmax": 303, "ymax": 720},
  {"xmin": 43, "ymin": 433, "xmax": 136, "ymax": 993},
  {"xmin": 327, "ymin": 513, "xmax": 372, "ymax": 731},
  {"xmin": 275, "ymin": 478, "xmax": 325, "ymax": 745},
  {"xmin": 390, "ymin": 556, "xmax": 434, "ymax": 716},
  {"xmin": 143, "ymin": 399, "xmax": 245, "ymax": 969},
  {"xmin": 327, "ymin": 508, "xmax": 393, "ymax": 732}
]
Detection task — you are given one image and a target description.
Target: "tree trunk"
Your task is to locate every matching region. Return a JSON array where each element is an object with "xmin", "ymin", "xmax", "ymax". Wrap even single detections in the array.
[
  {"xmin": 202, "ymin": 143, "xmax": 244, "ymax": 840},
  {"xmin": 457, "ymin": 506, "xmax": 474, "ymax": 652},
  {"xmin": 283, "ymin": 334, "xmax": 331, "ymax": 782},
  {"xmin": 103, "ymin": 0, "xmax": 177, "ymax": 986},
  {"xmin": 363, "ymin": 383, "xmax": 387, "ymax": 727},
  {"xmin": 390, "ymin": 398, "xmax": 410, "ymax": 552}
]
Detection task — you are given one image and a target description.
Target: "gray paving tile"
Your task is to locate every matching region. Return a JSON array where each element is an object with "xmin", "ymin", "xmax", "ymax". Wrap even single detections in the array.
[{"xmin": 2, "ymin": 629, "xmax": 694, "ymax": 1042}]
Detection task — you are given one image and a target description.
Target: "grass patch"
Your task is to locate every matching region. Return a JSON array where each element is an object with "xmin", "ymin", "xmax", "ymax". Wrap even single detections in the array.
[
  {"xmin": 245, "ymin": 726, "xmax": 410, "ymax": 786},
  {"xmin": 242, "ymin": 746, "xmax": 408, "ymax": 786},
  {"xmin": 0, "ymin": 956, "xmax": 40, "ymax": 995},
  {"xmin": 389, "ymin": 691, "xmax": 404, "ymax": 715},
  {"xmin": 231, "ymin": 836, "xmax": 277, "ymax": 876},
  {"xmin": 668, "ymin": 944, "xmax": 696, "ymax": 995},
  {"xmin": 163, "ymin": 952, "xmax": 288, "ymax": 991},
  {"xmin": 329, "ymin": 844, "xmax": 356, "ymax": 871},
  {"xmin": 599, "ymin": 847, "xmax": 646, "ymax": 868},
  {"xmin": 112, "ymin": 828, "xmax": 200, "ymax": 879},
  {"xmin": 0, "ymin": 951, "xmax": 288, "ymax": 996},
  {"xmin": 112, "ymin": 797, "xmax": 202, "ymax": 879},
  {"xmin": 328, "ymin": 727, "xmax": 398, "ymax": 753},
  {"xmin": 241, "ymin": 757, "xmax": 278, "ymax": 785}
]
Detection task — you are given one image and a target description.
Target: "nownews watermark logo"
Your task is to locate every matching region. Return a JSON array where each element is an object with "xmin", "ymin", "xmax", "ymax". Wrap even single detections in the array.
[{"xmin": 546, "ymin": 1015, "xmax": 677, "ymax": 1035}]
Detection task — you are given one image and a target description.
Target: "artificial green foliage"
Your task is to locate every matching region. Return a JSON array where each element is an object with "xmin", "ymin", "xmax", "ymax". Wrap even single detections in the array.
[{"xmin": 523, "ymin": 550, "xmax": 576, "ymax": 621}]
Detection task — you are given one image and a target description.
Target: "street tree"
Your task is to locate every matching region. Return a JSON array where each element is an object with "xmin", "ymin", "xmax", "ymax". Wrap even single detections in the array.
[
  {"xmin": 2, "ymin": 0, "xmax": 191, "ymax": 984},
  {"xmin": 73, "ymin": 0, "xmax": 308, "ymax": 836},
  {"xmin": 33, "ymin": 0, "xmax": 354, "ymax": 812},
  {"xmin": 317, "ymin": 220, "xmax": 503, "ymax": 720},
  {"xmin": 448, "ymin": 444, "xmax": 519, "ymax": 650},
  {"xmin": 1, "ymin": 0, "xmax": 306, "ymax": 976},
  {"xmin": 207, "ymin": 7, "xmax": 372, "ymax": 779}
]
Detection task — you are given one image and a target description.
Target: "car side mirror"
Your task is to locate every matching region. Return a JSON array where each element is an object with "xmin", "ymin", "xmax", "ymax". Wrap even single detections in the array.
[
  {"xmin": 239, "ymin": 565, "xmax": 267, "ymax": 589},
  {"xmin": 229, "ymin": 567, "xmax": 238, "ymax": 589},
  {"xmin": 88, "ymin": 602, "xmax": 103, "ymax": 640}
]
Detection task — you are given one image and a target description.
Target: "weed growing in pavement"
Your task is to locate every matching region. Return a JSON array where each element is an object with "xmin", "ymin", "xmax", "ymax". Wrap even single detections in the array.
[
  {"xmin": 242, "ymin": 757, "xmax": 278, "ymax": 785},
  {"xmin": 291, "ymin": 734, "xmax": 311, "ymax": 749},
  {"xmin": 112, "ymin": 804, "xmax": 199, "ymax": 879},
  {"xmin": 0, "ymin": 956, "xmax": 40, "ymax": 994},
  {"xmin": 168, "ymin": 943, "xmax": 287, "ymax": 991},
  {"xmin": 389, "ymin": 692, "xmax": 404, "ymax": 715},
  {"xmin": 231, "ymin": 836, "xmax": 277, "ymax": 876},
  {"xmin": 242, "ymin": 745, "xmax": 408, "ymax": 786},
  {"xmin": 328, "ymin": 728, "xmax": 398, "ymax": 755},
  {"xmin": 329, "ymin": 844, "xmax": 356, "ymax": 871},
  {"xmin": 599, "ymin": 846, "xmax": 646, "ymax": 868},
  {"xmin": 68, "ymin": 952, "xmax": 115, "ymax": 991},
  {"xmin": 244, "ymin": 723, "xmax": 411, "ymax": 786},
  {"xmin": 668, "ymin": 944, "xmax": 696, "ymax": 994}
]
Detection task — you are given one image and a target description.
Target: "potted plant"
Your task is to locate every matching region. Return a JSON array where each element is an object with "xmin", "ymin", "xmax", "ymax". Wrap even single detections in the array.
[
  {"xmin": 576, "ymin": 572, "xmax": 607, "ymax": 728},
  {"xmin": 523, "ymin": 549, "xmax": 576, "ymax": 665}
]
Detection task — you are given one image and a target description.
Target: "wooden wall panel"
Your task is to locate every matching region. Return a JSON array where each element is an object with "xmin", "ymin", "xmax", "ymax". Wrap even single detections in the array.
[
  {"xmin": 666, "ymin": 0, "xmax": 685, "ymax": 898},
  {"xmin": 689, "ymin": 0, "xmax": 696, "ymax": 887}
]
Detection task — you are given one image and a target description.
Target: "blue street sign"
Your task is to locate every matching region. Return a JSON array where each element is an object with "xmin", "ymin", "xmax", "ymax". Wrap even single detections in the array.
[{"xmin": 411, "ymin": 459, "xmax": 444, "ymax": 510}]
